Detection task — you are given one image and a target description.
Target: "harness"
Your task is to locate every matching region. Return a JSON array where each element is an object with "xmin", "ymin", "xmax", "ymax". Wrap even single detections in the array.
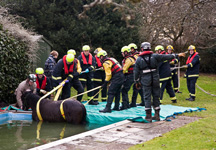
[
  {"xmin": 186, "ymin": 52, "xmax": 198, "ymax": 64},
  {"xmin": 81, "ymin": 52, "xmax": 92, "ymax": 65},
  {"xmin": 95, "ymin": 55, "xmax": 102, "ymax": 68},
  {"xmin": 63, "ymin": 55, "xmax": 75, "ymax": 74}
]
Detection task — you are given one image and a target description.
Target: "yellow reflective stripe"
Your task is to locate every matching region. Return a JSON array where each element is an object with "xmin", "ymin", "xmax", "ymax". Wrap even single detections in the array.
[
  {"xmin": 160, "ymin": 77, "xmax": 170, "ymax": 81},
  {"xmin": 69, "ymin": 74, "xmax": 73, "ymax": 78},
  {"xmin": 91, "ymin": 66, "xmax": 94, "ymax": 69},
  {"xmin": 102, "ymin": 97, "xmax": 107, "ymax": 100},
  {"xmin": 191, "ymin": 94, "xmax": 196, "ymax": 96},
  {"xmin": 188, "ymin": 74, "xmax": 199, "ymax": 77},
  {"xmin": 184, "ymin": 74, "xmax": 186, "ymax": 77},
  {"xmin": 60, "ymin": 100, "xmax": 66, "ymax": 120},
  {"xmin": 164, "ymin": 60, "xmax": 168, "ymax": 62},
  {"xmin": 174, "ymin": 88, "xmax": 178, "ymax": 90},
  {"xmin": 92, "ymin": 78, "xmax": 102, "ymax": 82},
  {"xmin": 175, "ymin": 59, "xmax": 179, "ymax": 63},
  {"xmin": 189, "ymin": 63, "xmax": 193, "ymax": 67},
  {"xmin": 79, "ymin": 78, "xmax": 87, "ymax": 81},
  {"xmin": 170, "ymin": 97, "xmax": 176, "ymax": 100},
  {"xmin": 88, "ymin": 96, "xmax": 93, "ymax": 100},
  {"xmin": 52, "ymin": 76, "xmax": 62, "ymax": 80},
  {"xmin": 160, "ymin": 83, "xmax": 162, "ymax": 88}
]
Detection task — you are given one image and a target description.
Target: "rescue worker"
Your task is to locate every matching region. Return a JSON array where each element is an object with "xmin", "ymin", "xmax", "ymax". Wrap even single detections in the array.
[
  {"xmin": 167, "ymin": 45, "xmax": 182, "ymax": 93},
  {"xmin": 92, "ymin": 47, "xmax": 107, "ymax": 104},
  {"xmin": 97, "ymin": 50, "xmax": 124, "ymax": 113},
  {"xmin": 52, "ymin": 54, "xmax": 84, "ymax": 101},
  {"xmin": 67, "ymin": 49, "xmax": 82, "ymax": 74},
  {"xmin": 15, "ymin": 74, "xmax": 37, "ymax": 110},
  {"xmin": 134, "ymin": 42, "xmax": 185, "ymax": 122},
  {"xmin": 183, "ymin": 45, "xmax": 200, "ymax": 101},
  {"xmin": 78, "ymin": 45, "xmax": 97, "ymax": 105},
  {"xmin": 35, "ymin": 67, "xmax": 51, "ymax": 97},
  {"xmin": 156, "ymin": 45, "xmax": 177, "ymax": 104},
  {"xmin": 44, "ymin": 50, "xmax": 58, "ymax": 88},
  {"xmin": 128, "ymin": 43, "xmax": 145, "ymax": 107},
  {"xmin": 121, "ymin": 46, "xmax": 136, "ymax": 110}
]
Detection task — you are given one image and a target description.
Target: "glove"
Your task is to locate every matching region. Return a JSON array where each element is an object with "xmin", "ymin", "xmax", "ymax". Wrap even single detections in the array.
[
  {"xmin": 178, "ymin": 53, "xmax": 186, "ymax": 57},
  {"xmin": 102, "ymin": 81, "xmax": 109, "ymax": 88},
  {"xmin": 135, "ymin": 82, "xmax": 141, "ymax": 90},
  {"xmin": 40, "ymin": 89, "xmax": 47, "ymax": 94},
  {"xmin": 182, "ymin": 65, "xmax": 188, "ymax": 69},
  {"xmin": 60, "ymin": 80, "xmax": 69, "ymax": 86},
  {"xmin": 170, "ymin": 61, "xmax": 175, "ymax": 65},
  {"xmin": 85, "ymin": 68, "xmax": 89, "ymax": 73}
]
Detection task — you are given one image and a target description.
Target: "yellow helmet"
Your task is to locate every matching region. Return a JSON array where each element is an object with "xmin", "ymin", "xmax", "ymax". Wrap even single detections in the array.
[
  {"xmin": 188, "ymin": 45, "xmax": 196, "ymax": 52},
  {"xmin": 82, "ymin": 45, "xmax": 90, "ymax": 51},
  {"xmin": 166, "ymin": 45, "xmax": 174, "ymax": 51},
  {"xmin": 155, "ymin": 45, "xmax": 164, "ymax": 51},
  {"xmin": 67, "ymin": 49, "xmax": 76, "ymax": 55},
  {"xmin": 94, "ymin": 47, "xmax": 103, "ymax": 54},
  {"xmin": 121, "ymin": 46, "xmax": 131, "ymax": 53},
  {"xmin": 35, "ymin": 67, "xmax": 44, "ymax": 74},
  {"xmin": 128, "ymin": 43, "xmax": 137, "ymax": 49},
  {"xmin": 66, "ymin": 54, "xmax": 75, "ymax": 63},
  {"xmin": 97, "ymin": 50, "xmax": 107, "ymax": 57}
]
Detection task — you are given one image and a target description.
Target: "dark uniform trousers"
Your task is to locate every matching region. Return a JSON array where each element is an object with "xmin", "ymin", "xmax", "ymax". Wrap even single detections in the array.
[
  {"xmin": 53, "ymin": 77, "xmax": 84, "ymax": 101},
  {"xmin": 93, "ymin": 70, "xmax": 107, "ymax": 101},
  {"xmin": 79, "ymin": 72, "xmax": 94, "ymax": 99},
  {"xmin": 171, "ymin": 70, "xmax": 179, "ymax": 92},
  {"xmin": 141, "ymin": 73, "xmax": 160, "ymax": 110},
  {"xmin": 160, "ymin": 78, "xmax": 176, "ymax": 101},
  {"xmin": 187, "ymin": 77, "xmax": 198, "ymax": 99},
  {"xmin": 106, "ymin": 71, "xmax": 124, "ymax": 108},
  {"xmin": 122, "ymin": 74, "xmax": 134, "ymax": 108}
]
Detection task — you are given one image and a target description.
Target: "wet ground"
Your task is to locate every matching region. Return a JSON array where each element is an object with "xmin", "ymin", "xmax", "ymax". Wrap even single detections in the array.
[{"xmin": 30, "ymin": 116, "xmax": 199, "ymax": 150}]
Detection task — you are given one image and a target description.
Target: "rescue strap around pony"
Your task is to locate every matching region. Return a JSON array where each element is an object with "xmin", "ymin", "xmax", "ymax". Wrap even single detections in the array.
[
  {"xmin": 60, "ymin": 100, "xmax": 66, "ymax": 120},
  {"xmin": 36, "ymin": 79, "xmax": 68, "ymax": 121}
]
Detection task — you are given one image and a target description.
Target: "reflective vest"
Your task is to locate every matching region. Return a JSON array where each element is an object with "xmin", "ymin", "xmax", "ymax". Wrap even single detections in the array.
[
  {"xmin": 186, "ymin": 52, "xmax": 198, "ymax": 64},
  {"xmin": 63, "ymin": 55, "xmax": 75, "ymax": 74},
  {"xmin": 95, "ymin": 55, "xmax": 102, "ymax": 68},
  {"xmin": 103, "ymin": 58, "xmax": 122, "ymax": 74},
  {"xmin": 36, "ymin": 75, "xmax": 47, "ymax": 89},
  {"xmin": 81, "ymin": 52, "xmax": 92, "ymax": 65},
  {"xmin": 122, "ymin": 55, "xmax": 136, "ymax": 74}
]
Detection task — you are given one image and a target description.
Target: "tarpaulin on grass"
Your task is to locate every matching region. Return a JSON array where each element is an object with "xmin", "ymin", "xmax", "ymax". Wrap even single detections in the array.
[{"xmin": 85, "ymin": 102, "xmax": 206, "ymax": 124}]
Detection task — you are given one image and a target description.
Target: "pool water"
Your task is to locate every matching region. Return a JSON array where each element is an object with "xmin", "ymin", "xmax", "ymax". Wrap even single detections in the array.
[{"xmin": 0, "ymin": 120, "xmax": 104, "ymax": 150}]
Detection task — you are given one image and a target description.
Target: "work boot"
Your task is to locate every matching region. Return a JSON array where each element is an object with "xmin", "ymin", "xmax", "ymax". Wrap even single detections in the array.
[
  {"xmin": 171, "ymin": 100, "xmax": 177, "ymax": 103},
  {"xmin": 185, "ymin": 97, "xmax": 190, "ymax": 100},
  {"xmin": 112, "ymin": 106, "xmax": 120, "ymax": 111},
  {"xmin": 94, "ymin": 100, "xmax": 99, "ymax": 105},
  {"xmin": 99, "ymin": 107, "xmax": 111, "ymax": 113},
  {"xmin": 137, "ymin": 102, "xmax": 145, "ymax": 106},
  {"xmin": 129, "ymin": 103, "xmax": 137, "ymax": 108},
  {"xmin": 89, "ymin": 100, "xmax": 98, "ymax": 105},
  {"xmin": 188, "ymin": 97, "xmax": 195, "ymax": 101},
  {"xmin": 145, "ymin": 109, "xmax": 152, "ymax": 123},
  {"xmin": 152, "ymin": 109, "xmax": 160, "ymax": 121}
]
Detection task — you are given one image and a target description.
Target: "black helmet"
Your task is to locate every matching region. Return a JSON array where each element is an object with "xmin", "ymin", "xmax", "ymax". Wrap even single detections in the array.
[
  {"xmin": 28, "ymin": 74, "xmax": 36, "ymax": 82},
  {"xmin": 141, "ymin": 42, "xmax": 151, "ymax": 50}
]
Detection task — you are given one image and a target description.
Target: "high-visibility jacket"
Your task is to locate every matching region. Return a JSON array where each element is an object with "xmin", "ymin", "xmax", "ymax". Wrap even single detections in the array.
[
  {"xmin": 36, "ymin": 75, "xmax": 47, "ymax": 89},
  {"xmin": 52, "ymin": 55, "xmax": 77, "ymax": 83},
  {"xmin": 185, "ymin": 52, "xmax": 200, "ymax": 78},
  {"xmin": 158, "ymin": 51, "xmax": 172, "ymax": 81},
  {"xmin": 122, "ymin": 55, "xmax": 136, "ymax": 74},
  {"xmin": 102, "ymin": 57, "xmax": 122, "ymax": 81}
]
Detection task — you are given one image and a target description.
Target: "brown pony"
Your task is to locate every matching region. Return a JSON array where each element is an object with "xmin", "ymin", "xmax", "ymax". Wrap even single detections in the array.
[{"xmin": 22, "ymin": 92, "xmax": 86, "ymax": 124}]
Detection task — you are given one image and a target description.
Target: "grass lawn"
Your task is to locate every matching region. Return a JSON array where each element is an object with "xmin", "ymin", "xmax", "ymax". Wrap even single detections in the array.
[{"xmin": 70, "ymin": 73, "xmax": 216, "ymax": 149}]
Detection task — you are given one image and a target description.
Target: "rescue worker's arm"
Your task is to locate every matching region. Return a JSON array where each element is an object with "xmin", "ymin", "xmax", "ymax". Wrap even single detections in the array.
[
  {"xmin": 134, "ymin": 57, "xmax": 141, "ymax": 82},
  {"xmin": 103, "ymin": 60, "xmax": 113, "ymax": 81},
  {"xmin": 187, "ymin": 55, "xmax": 200, "ymax": 68},
  {"xmin": 15, "ymin": 82, "xmax": 24, "ymax": 108},
  {"xmin": 156, "ymin": 54, "xmax": 175, "ymax": 63},
  {"xmin": 32, "ymin": 83, "xmax": 37, "ymax": 94},
  {"xmin": 52, "ymin": 60, "xmax": 63, "ymax": 84},
  {"xmin": 123, "ymin": 57, "xmax": 135, "ymax": 74},
  {"xmin": 77, "ymin": 59, "xmax": 82, "ymax": 74},
  {"xmin": 45, "ymin": 77, "xmax": 51, "ymax": 92}
]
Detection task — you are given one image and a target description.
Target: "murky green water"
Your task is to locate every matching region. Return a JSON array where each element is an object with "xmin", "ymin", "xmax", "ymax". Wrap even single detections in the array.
[{"xmin": 0, "ymin": 120, "xmax": 103, "ymax": 150}]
